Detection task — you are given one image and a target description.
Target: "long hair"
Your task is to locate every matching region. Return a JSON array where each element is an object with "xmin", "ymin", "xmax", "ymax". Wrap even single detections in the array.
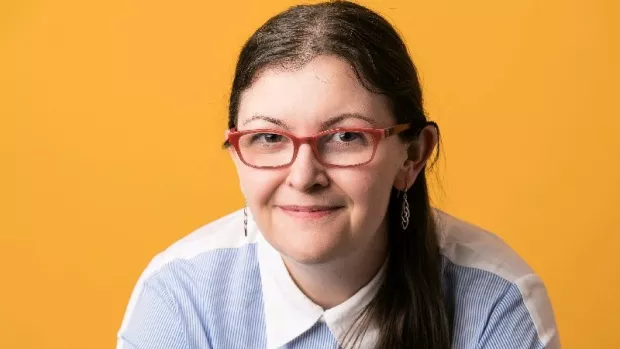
[{"xmin": 225, "ymin": 1, "xmax": 451, "ymax": 348}]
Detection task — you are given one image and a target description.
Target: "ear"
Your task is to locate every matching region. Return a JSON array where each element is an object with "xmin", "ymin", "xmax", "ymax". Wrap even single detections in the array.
[
  {"xmin": 393, "ymin": 125, "xmax": 438, "ymax": 191},
  {"xmin": 224, "ymin": 129, "xmax": 246, "ymax": 198},
  {"xmin": 224, "ymin": 129, "xmax": 236, "ymax": 158},
  {"xmin": 393, "ymin": 158, "xmax": 416, "ymax": 191}
]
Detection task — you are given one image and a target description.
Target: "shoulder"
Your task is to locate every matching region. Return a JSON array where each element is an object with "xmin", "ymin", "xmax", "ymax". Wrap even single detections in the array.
[
  {"xmin": 130, "ymin": 208, "xmax": 260, "ymax": 295},
  {"xmin": 435, "ymin": 209, "xmax": 560, "ymax": 348},
  {"xmin": 142, "ymin": 208, "xmax": 252, "ymax": 278},
  {"xmin": 435, "ymin": 209, "xmax": 533, "ymax": 281},
  {"xmin": 142, "ymin": 208, "xmax": 259, "ymax": 291},
  {"xmin": 118, "ymin": 208, "xmax": 261, "ymax": 340}
]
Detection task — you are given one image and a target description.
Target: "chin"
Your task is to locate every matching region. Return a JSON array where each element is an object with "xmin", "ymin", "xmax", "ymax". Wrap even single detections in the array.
[
  {"xmin": 271, "ymin": 226, "xmax": 346, "ymax": 265},
  {"xmin": 283, "ymin": 246, "xmax": 339, "ymax": 265}
]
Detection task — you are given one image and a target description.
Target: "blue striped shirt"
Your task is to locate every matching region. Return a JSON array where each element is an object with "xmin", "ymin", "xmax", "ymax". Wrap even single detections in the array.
[{"xmin": 117, "ymin": 209, "xmax": 560, "ymax": 349}]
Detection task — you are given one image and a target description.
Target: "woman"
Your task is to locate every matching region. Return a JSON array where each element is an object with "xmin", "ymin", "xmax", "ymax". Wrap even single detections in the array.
[{"xmin": 117, "ymin": 1, "xmax": 559, "ymax": 348}]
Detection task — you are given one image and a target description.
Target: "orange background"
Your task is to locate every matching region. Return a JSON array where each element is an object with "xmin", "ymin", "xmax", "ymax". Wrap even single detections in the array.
[{"xmin": 1, "ymin": 0, "xmax": 619, "ymax": 348}]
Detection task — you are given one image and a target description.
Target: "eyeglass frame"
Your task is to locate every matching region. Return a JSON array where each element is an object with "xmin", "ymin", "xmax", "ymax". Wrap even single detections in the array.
[{"xmin": 225, "ymin": 121, "xmax": 435, "ymax": 169}]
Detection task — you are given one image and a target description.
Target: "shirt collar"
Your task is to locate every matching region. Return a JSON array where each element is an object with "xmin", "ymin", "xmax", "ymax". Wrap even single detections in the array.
[{"xmin": 255, "ymin": 225, "xmax": 386, "ymax": 349}]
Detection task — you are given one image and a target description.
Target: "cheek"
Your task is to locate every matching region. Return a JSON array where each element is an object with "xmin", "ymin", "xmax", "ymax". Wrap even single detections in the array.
[
  {"xmin": 236, "ymin": 167, "xmax": 283, "ymax": 205},
  {"xmin": 335, "ymin": 163, "xmax": 396, "ymax": 212}
]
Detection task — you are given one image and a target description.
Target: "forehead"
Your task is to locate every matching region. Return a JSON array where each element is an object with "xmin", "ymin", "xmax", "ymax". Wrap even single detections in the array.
[{"xmin": 237, "ymin": 55, "xmax": 393, "ymax": 130}]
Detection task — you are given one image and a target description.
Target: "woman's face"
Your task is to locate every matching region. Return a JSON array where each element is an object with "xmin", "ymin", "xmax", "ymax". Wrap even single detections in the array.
[{"xmin": 228, "ymin": 55, "xmax": 417, "ymax": 264}]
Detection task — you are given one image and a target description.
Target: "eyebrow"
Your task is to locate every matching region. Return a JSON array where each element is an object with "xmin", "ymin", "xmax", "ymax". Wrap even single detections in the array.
[
  {"xmin": 242, "ymin": 115, "xmax": 290, "ymax": 129},
  {"xmin": 241, "ymin": 113, "xmax": 378, "ymax": 129}
]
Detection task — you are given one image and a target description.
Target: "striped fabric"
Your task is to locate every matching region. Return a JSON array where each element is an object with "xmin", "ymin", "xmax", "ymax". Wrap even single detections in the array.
[{"xmin": 117, "ymin": 209, "xmax": 560, "ymax": 349}]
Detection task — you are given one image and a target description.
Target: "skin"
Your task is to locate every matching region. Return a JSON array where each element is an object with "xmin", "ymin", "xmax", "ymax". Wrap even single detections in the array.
[{"xmin": 226, "ymin": 55, "xmax": 437, "ymax": 309}]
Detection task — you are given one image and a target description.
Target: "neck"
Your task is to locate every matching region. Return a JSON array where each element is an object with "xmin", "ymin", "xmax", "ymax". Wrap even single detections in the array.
[{"xmin": 282, "ymin": 226, "xmax": 388, "ymax": 309}]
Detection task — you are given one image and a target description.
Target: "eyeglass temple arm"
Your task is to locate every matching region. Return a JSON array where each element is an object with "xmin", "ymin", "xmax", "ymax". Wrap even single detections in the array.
[
  {"xmin": 383, "ymin": 121, "xmax": 436, "ymax": 138},
  {"xmin": 385, "ymin": 123, "xmax": 411, "ymax": 137}
]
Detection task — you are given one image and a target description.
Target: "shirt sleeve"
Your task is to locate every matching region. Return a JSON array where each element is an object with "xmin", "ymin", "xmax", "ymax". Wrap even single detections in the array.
[
  {"xmin": 476, "ymin": 274, "xmax": 561, "ymax": 349},
  {"xmin": 117, "ymin": 275, "xmax": 189, "ymax": 349}
]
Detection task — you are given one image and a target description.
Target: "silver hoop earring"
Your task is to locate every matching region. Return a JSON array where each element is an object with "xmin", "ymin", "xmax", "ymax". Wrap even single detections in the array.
[
  {"xmin": 243, "ymin": 204, "xmax": 248, "ymax": 237},
  {"xmin": 401, "ymin": 189, "xmax": 410, "ymax": 230}
]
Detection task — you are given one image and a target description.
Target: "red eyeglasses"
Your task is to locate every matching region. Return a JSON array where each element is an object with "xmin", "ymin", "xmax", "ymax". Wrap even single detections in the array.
[{"xmin": 226, "ymin": 122, "xmax": 431, "ymax": 169}]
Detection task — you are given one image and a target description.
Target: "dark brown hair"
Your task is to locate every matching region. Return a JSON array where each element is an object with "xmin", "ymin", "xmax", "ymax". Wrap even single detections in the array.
[{"xmin": 225, "ymin": 1, "xmax": 451, "ymax": 348}]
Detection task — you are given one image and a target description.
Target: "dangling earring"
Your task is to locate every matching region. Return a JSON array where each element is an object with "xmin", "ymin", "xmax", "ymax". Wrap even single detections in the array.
[
  {"xmin": 243, "ymin": 203, "xmax": 248, "ymax": 237},
  {"xmin": 401, "ymin": 186, "xmax": 410, "ymax": 230}
]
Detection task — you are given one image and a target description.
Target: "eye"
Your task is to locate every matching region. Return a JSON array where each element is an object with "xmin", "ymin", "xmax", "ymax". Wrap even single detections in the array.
[
  {"xmin": 250, "ymin": 133, "xmax": 285, "ymax": 144},
  {"xmin": 332, "ymin": 132, "xmax": 363, "ymax": 142}
]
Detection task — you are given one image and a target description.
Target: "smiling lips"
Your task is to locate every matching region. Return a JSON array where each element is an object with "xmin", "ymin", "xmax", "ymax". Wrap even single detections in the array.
[{"xmin": 277, "ymin": 205, "xmax": 343, "ymax": 219}]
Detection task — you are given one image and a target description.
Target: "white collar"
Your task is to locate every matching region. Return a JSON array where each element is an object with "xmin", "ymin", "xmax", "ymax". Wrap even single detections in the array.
[{"xmin": 256, "ymin": 230, "xmax": 386, "ymax": 349}]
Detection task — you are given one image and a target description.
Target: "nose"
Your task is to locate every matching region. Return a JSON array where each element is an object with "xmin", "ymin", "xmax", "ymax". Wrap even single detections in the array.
[{"xmin": 286, "ymin": 144, "xmax": 329, "ymax": 191}]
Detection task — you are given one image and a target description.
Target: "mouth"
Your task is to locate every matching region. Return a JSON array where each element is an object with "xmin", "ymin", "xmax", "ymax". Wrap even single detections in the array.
[{"xmin": 277, "ymin": 205, "xmax": 344, "ymax": 219}]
